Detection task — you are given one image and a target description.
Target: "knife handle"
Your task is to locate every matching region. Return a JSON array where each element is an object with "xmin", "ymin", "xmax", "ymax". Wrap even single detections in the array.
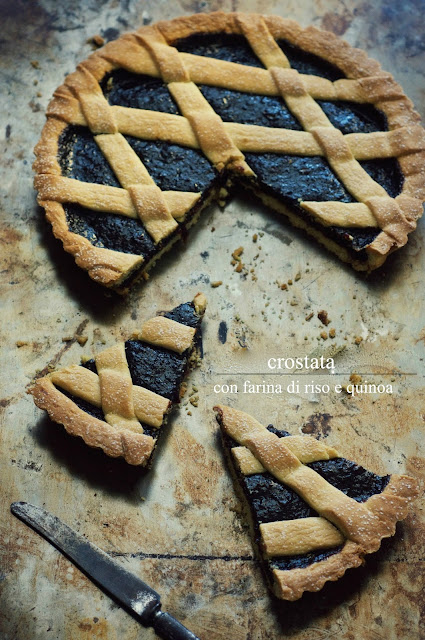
[{"xmin": 150, "ymin": 608, "xmax": 201, "ymax": 640}]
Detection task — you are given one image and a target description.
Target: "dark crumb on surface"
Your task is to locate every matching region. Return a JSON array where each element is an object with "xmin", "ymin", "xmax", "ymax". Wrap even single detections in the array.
[{"xmin": 318, "ymin": 310, "xmax": 331, "ymax": 325}]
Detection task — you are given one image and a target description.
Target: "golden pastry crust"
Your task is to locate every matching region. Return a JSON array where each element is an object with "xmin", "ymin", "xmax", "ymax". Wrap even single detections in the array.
[
  {"xmin": 34, "ymin": 12, "xmax": 425, "ymax": 286},
  {"xmin": 28, "ymin": 295, "xmax": 205, "ymax": 466},
  {"xmin": 31, "ymin": 376, "xmax": 154, "ymax": 466},
  {"xmin": 260, "ymin": 517, "xmax": 345, "ymax": 557},
  {"xmin": 50, "ymin": 364, "xmax": 170, "ymax": 427},
  {"xmin": 138, "ymin": 316, "xmax": 196, "ymax": 354},
  {"xmin": 215, "ymin": 405, "xmax": 420, "ymax": 600}
]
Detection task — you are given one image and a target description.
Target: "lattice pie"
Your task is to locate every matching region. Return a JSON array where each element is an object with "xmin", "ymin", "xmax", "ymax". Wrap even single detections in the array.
[
  {"xmin": 29, "ymin": 294, "xmax": 206, "ymax": 465},
  {"xmin": 34, "ymin": 13, "xmax": 425, "ymax": 288},
  {"xmin": 215, "ymin": 405, "xmax": 419, "ymax": 601}
]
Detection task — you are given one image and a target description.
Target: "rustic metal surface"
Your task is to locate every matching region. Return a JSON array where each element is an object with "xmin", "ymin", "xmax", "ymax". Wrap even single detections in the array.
[{"xmin": 0, "ymin": 1, "xmax": 424, "ymax": 639}]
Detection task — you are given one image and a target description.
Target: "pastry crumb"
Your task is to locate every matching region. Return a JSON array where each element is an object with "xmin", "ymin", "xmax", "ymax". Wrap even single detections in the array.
[
  {"xmin": 218, "ymin": 187, "xmax": 229, "ymax": 206},
  {"xmin": 329, "ymin": 328, "xmax": 336, "ymax": 338},
  {"xmin": 320, "ymin": 331, "xmax": 328, "ymax": 340},
  {"xmin": 252, "ymin": 233, "xmax": 258, "ymax": 243},
  {"xmin": 305, "ymin": 312, "xmax": 314, "ymax": 321},
  {"xmin": 232, "ymin": 246, "xmax": 244, "ymax": 261},
  {"xmin": 211, "ymin": 280, "xmax": 223, "ymax": 288},
  {"xmin": 354, "ymin": 336, "xmax": 363, "ymax": 345},
  {"xmin": 350, "ymin": 373, "xmax": 362, "ymax": 384},
  {"xmin": 87, "ymin": 34, "xmax": 105, "ymax": 47},
  {"xmin": 76, "ymin": 335, "xmax": 88, "ymax": 346},
  {"xmin": 30, "ymin": 60, "xmax": 40, "ymax": 69},
  {"xmin": 16, "ymin": 340, "xmax": 28, "ymax": 348}
]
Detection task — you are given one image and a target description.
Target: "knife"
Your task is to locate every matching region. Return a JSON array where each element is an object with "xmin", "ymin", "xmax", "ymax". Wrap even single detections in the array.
[{"xmin": 11, "ymin": 502, "xmax": 200, "ymax": 640}]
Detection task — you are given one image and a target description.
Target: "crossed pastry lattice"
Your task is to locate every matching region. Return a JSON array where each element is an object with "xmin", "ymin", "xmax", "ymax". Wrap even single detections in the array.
[
  {"xmin": 216, "ymin": 404, "xmax": 419, "ymax": 600},
  {"xmin": 34, "ymin": 13, "xmax": 425, "ymax": 285},
  {"xmin": 31, "ymin": 307, "xmax": 200, "ymax": 465}
]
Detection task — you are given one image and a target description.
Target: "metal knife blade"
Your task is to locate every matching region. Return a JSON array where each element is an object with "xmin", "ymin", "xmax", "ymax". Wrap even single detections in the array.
[{"xmin": 11, "ymin": 502, "xmax": 200, "ymax": 640}]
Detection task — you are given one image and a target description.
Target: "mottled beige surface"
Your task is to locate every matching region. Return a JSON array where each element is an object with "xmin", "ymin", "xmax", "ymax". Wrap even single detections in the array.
[{"xmin": 0, "ymin": 1, "xmax": 424, "ymax": 638}]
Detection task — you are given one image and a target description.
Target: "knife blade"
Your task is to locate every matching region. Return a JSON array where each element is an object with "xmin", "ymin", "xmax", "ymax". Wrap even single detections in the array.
[{"xmin": 11, "ymin": 502, "xmax": 200, "ymax": 640}]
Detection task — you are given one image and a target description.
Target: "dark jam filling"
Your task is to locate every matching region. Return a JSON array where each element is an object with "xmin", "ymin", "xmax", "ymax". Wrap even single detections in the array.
[
  {"xmin": 225, "ymin": 425, "xmax": 390, "ymax": 572},
  {"xmin": 243, "ymin": 153, "xmax": 403, "ymax": 252},
  {"xmin": 175, "ymin": 33, "xmax": 264, "ymax": 67},
  {"xmin": 101, "ymin": 70, "xmax": 180, "ymax": 114},
  {"xmin": 317, "ymin": 101, "xmax": 388, "ymax": 135},
  {"xmin": 58, "ymin": 126, "xmax": 121, "ymax": 188},
  {"xmin": 59, "ymin": 126, "xmax": 216, "ymax": 193},
  {"xmin": 54, "ymin": 301, "xmax": 201, "ymax": 441},
  {"xmin": 125, "ymin": 137, "xmax": 217, "ymax": 192},
  {"xmin": 199, "ymin": 85, "xmax": 302, "ymax": 130},
  {"xmin": 277, "ymin": 39, "xmax": 345, "ymax": 81},
  {"xmin": 65, "ymin": 204, "xmax": 158, "ymax": 257},
  {"xmin": 57, "ymin": 32, "xmax": 402, "ymax": 260}
]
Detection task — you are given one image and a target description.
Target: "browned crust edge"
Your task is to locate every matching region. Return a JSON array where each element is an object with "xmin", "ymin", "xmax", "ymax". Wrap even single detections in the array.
[
  {"xmin": 30, "ymin": 376, "xmax": 155, "ymax": 466},
  {"xmin": 33, "ymin": 11, "xmax": 425, "ymax": 284},
  {"xmin": 271, "ymin": 474, "xmax": 419, "ymax": 600},
  {"xmin": 214, "ymin": 405, "xmax": 420, "ymax": 601}
]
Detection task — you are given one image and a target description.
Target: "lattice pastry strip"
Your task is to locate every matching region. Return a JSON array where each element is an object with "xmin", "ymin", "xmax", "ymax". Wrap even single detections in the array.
[
  {"xmin": 29, "ymin": 294, "xmax": 206, "ymax": 466},
  {"xmin": 34, "ymin": 12, "xmax": 425, "ymax": 286},
  {"xmin": 215, "ymin": 405, "xmax": 419, "ymax": 601}
]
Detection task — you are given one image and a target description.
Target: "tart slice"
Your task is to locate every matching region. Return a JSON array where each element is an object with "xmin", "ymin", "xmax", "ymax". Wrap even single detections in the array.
[
  {"xmin": 214, "ymin": 404, "xmax": 419, "ymax": 601},
  {"xmin": 29, "ymin": 293, "xmax": 206, "ymax": 466}
]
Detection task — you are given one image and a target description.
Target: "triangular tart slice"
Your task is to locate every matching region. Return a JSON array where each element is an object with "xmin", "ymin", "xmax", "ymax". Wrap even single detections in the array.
[
  {"xmin": 29, "ymin": 293, "xmax": 206, "ymax": 466},
  {"xmin": 215, "ymin": 404, "xmax": 419, "ymax": 601}
]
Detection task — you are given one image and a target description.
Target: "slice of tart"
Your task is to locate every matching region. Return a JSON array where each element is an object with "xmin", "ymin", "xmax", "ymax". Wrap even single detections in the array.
[
  {"xmin": 214, "ymin": 404, "xmax": 419, "ymax": 601},
  {"xmin": 29, "ymin": 293, "xmax": 206, "ymax": 466},
  {"xmin": 34, "ymin": 12, "xmax": 425, "ymax": 289}
]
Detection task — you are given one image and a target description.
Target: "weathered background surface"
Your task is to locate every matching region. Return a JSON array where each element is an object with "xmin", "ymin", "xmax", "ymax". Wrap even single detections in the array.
[{"xmin": 0, "ymin": 1, "xmax": 424, "ymax": 638}]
